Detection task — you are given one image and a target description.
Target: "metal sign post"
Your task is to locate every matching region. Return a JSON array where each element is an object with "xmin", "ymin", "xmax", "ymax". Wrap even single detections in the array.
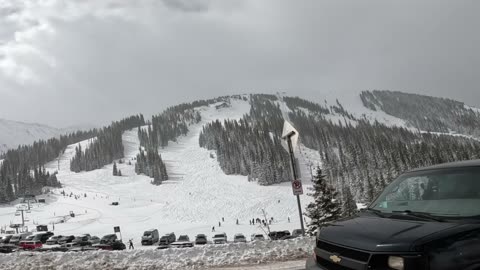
[{"xmin": 282, "ymin": 121, "xmax": 305, "ymax": 236}]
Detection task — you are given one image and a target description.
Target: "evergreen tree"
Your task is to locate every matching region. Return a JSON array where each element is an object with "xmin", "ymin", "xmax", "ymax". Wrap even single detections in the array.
[
  {"xmin": 341, "ymin": 185, "xmax": 357, "ymax": 217},
  {"xmin": 305, "ymin": 168, "xmax": 342, "ymax": 234},
  {"xmin": 113, "ymin": 162, "xmax": 118, "ymax": 176}
]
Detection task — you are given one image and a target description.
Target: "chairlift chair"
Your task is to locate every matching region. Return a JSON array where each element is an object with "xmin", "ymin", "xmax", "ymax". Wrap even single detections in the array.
[{"xmin": 15, "ymin": 212, "xmax": 20, "ymax": 216}]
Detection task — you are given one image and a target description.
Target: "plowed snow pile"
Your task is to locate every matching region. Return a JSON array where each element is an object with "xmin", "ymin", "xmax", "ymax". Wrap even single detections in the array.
[{"xmin": 0, "ymin": 237, "xmax": 313, "ymax": 270}]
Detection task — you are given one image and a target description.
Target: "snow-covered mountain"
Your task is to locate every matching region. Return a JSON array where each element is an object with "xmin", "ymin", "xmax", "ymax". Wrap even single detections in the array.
[
  {"xmin": 0, "ymin": 119, "xmax": 98, "ymax": 154},
  {"xmin": 0, "ymin": 118, "xmax": 60, "ymax": 154}
]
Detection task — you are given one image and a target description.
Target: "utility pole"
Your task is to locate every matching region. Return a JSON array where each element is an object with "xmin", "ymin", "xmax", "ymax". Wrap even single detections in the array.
[{"xmin": 283, "ymin": 130, "xmax": 305, "ymax": 236}]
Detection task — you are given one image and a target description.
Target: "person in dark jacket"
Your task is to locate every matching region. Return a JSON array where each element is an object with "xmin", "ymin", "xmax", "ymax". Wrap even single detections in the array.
[{"xmin": 129, "ymin": 239, "xmax": 134, "ymax": 249}]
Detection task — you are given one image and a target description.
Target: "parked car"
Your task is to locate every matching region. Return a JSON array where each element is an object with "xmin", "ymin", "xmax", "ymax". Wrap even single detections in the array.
[
  {"xmin": 268, "ymin": 230, "xmax": 290, "ymax": 240},
  {"xmin": 46, "ymin": 235, "xmax": 63, "ymax": 245},
  {"xmin": 94, "ymin": 243, "xmax": 113, "ymax": 251},
  {"xmin": 213, "ymin": 233, "xmax": 227, "ymax": 244},
  {"xmin": 177, "ymin": 235, "xmax": 190, "ymax": 242},
  {"xmin": 19, "ymin": 235, "xmax": 35, "ymax": 248},
  {"xmin": 60, "ymin": 242, "xmax": 76, "ymax": 249},
  {"xmin": 158, "ymin": 233, "xmax": 176, "ymax": 248},
  {"xmin": 48, "ymin": 247, "xmax": 69, "ymax": 252},
  {"xmin": 306, "ymin": 160, "xmax": 480, "ymax": 270},
  {"xmin": 194, "ymin": 234, "xmax": 208, "ymax": 245},
  {"xmin": 33, "ymin": 232, "xmax": 54, "ymax": 244},
  {"xmin": 250, "ymin": 234, "xmax": 265, "ymax": 241},
  {"xmin": 0, "ymin": 234, "xmax": 13, "ymax": 244},
  {"xmin": 280, "ymin": 235, "xmax": 297, "ymax": 240},
  {"xmin": 233, "ymin": 233, "xmax": 247, "ymax": 243},
  {"xmin": 9, "ymin": 232, "xmax": 32, "ymax": 245},
  {"xmin": 88, "ymin": 236, "xmax": 100, "ymax": 245},
  {"xmin": 69, "ymin": 246, "xmax": 98, "ymax": 252},
  {"xmin": 58, "ymin": 235, "xmax": 75, "ymax": 245},
  {"xmin": 141, "ymin": 229, "xmax": 159, "ymax": 245},
  {"xmin": 22, "ymin": 240, "xmax": 43, "ymax": 250},
  {"xmin": 291, "ymin": 229, "xmax": 304, "ymax": 238},
  {"xmin": 100, "ymin": 234, "xmax": 118, "ymax": 244},
  {"xmin": 0, "ymin": 245, "xmax": 18, "ymax": 253},
  {"xmin": 72, "ymin": 235, "xmax": 91, "ymax": 246},
  {"xmin": 171, "ymin": 235, "xmax": 193, "ymax": 248},
  {"xmin": 110, "ymin": 240, "xmax": 126, "ymax": 250}
]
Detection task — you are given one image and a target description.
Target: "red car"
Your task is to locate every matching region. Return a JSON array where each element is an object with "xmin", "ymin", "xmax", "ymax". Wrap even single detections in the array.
[{"xmin": 21, "ymin": 241, "xmax": 43, "ymax": 250}]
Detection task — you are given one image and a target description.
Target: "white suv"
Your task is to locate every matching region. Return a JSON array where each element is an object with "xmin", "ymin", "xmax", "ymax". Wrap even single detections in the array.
[{"xmin": 212, "ymin": 233, "xmax": 227, "ymax": 244}]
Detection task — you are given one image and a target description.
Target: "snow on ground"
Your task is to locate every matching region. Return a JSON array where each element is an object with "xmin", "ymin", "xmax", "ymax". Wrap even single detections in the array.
[
  {"xmin": 0, "ymin": 99, "xmax": 315, "ymax": 257},
  {"xmin": 420, "ymin": 130, "xmax": 480, "ymax": 142},
  {"xmin": 465, "ymin": 104, "xmax": 480, "ymax": 114},
  {"xmin": 0, "ymin": 237, "xmax": 313, "ymax": 270},
  {"xmin": 277, "ymin": 90, "xmax": 409, "ymax": 130},
  {"xmin": 322, "ymin": 90, "xmax": 410, "ymax": 128},
  {"xmin": 216, "ymin": 260, "xmax": 306, "ymax": 270}
]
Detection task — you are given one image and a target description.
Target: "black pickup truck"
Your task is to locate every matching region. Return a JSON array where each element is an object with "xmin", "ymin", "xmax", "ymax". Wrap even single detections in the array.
[{"xmin": 306, "ymin": 159, "xmax": 480, "ymax": 270}]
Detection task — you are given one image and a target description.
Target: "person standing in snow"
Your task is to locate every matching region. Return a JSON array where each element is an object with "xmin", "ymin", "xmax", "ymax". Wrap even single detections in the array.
[
  {"xmin": 236, "ymin": 219, "xmax": 239, "ymax": 225},
  {"xmin": 218, "ymin": 221, "xmax": 221, "ymax": 227},
  {"xmin": 222, "ymin": 217, "xmax": 224, "ymax": 222},
  {"xmin": 288, "ymin": 217, "xmax": 290, "ymax": 223},
  {"xmin": 129, "ymin": 239, "xmax": 134, "ymax": 249},
  {"xmin": 212, "ymin": 226, "xmax": 215, "ymax": 232}
]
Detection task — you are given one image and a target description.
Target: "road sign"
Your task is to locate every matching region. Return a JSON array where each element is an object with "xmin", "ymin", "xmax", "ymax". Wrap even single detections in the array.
[
  {"xmin": 114, "ymin": 226, "xmax": 120, "ymax": 233},
  {"xmin": 291, "ymin": 179, "xmax": 303, "ymax": 195},
  {"xmin": 281, "ymin": 121, "xmax": 299, "ymax": 152}
]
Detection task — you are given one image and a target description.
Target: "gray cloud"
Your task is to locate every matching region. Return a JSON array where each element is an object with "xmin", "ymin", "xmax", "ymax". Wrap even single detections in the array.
[
  {"xmin": 161, "ymin": 0, "xmax": 209, "ymax": 12},
  {"xmin": 0, "ymin": 0, "xmax": 479, "ymax": 127}
]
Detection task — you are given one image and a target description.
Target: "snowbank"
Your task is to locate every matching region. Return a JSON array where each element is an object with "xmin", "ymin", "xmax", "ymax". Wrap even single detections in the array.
[{"xmin": 0, "ymin": 237, "xmax": 314, "ymax": 270}]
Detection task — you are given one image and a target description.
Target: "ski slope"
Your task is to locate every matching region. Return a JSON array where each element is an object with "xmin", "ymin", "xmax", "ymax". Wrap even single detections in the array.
[{"xmin": 0, "ymin": 99, "xmax": 316, "ymax": 248}]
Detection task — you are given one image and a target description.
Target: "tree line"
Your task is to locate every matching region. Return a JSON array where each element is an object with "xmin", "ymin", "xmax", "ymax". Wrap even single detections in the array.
[
  {"xmin": 140, "ymin": 95, "xmax": 247, "ymax": 149},
  {"xmin": 0, "ymin": 130, "xmax": 96, "ymax": 203},
  {"xmin": 287, "ymin": 102, "xmax": 480, "ymax": 205},
  {"xmin": 70, "ymin": 115, "xmax": 145, "ymax": 172},
  {"xmin": 360, "ymin": 90, "xmax": 480, "ymax": 136},
  {"xmin": 135, "ymin": 95, "xmax": 247, "ymax": 183},
  {"xmin": 199, "ymin": 94, "xmax": 293, "ymax": 185}
]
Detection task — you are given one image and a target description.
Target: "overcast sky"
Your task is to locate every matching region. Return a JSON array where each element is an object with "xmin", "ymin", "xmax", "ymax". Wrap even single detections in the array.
[{"xmin": 0, "ymin": 0, "xmax": 479, "ymax": 127}]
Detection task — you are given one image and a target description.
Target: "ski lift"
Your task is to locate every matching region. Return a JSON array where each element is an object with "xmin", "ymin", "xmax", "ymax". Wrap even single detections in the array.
[
  {"xmin": 15, "ymin": 212, "xmax": 20, "ymax": 216},
  {"xmin": 26, "ymin": 210, "xmax": 31, "ymax": 214},
  {"xmin": 24, "ymin": 217, "xmax": 30, "ymax": 222}
]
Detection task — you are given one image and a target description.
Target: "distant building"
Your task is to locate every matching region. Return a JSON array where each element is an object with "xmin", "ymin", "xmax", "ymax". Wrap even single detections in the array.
[{"xmin": 22, "ymin": 194, "xmax": 37, "ymax": 203}]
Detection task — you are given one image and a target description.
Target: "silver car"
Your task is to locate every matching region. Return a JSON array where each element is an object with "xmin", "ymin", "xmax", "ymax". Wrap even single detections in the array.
[
  {"xmin": 212, "ymin": 233, "xmax": 227, "ymax": 244},
  {"xmin": 233, "ymin": 233, "xmax": 247, "ymax": 243}
]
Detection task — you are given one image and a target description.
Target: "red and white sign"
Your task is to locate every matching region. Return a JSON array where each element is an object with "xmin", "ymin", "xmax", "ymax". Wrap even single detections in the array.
[{"xmin": 291, "ymin": 179, "xmax": 303, "ymax": 195}]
